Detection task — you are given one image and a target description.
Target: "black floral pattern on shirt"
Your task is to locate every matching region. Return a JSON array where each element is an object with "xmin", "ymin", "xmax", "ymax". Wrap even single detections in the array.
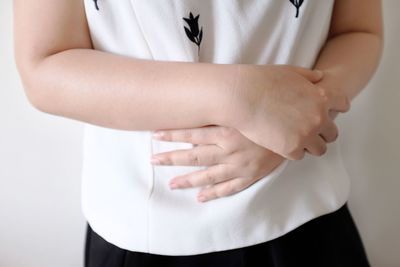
[
  {"xmin": 93, "ymin": 0, "xmax": 99, "ymax": 11},
  {"xmin": 289, "ymin": 0, "xmax": 304, "ymax": 18},
  {"xmin": 183, "ymin": 12, "xmax": 203, "ymax": 57}
]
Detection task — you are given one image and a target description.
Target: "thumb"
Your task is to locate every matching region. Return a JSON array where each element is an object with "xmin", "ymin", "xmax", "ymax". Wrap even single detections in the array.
[{"xmin": 289, "ymin": 66, "xmax": 324, "ymax": 83}]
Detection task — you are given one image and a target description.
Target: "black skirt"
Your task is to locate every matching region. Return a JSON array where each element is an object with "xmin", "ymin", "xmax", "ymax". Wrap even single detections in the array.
[{"xmin": 84, "ymin": 202, "xmax": 370, "ymax": 267}]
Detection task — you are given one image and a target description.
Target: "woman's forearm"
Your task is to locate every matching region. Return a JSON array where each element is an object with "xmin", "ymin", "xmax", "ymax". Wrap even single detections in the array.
[
  {"xmin": 313, "ymin": 32, "xmax": 383, "ymax": 106},
  {"xmin": 23, "ymin": 48, "xmax": 239, "ymax": 131}
]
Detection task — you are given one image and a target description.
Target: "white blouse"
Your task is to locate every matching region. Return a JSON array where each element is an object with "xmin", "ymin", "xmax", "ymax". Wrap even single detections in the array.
[{"xmin": 81, "ymin": 0, "xmax": 350, "ymax": 256}]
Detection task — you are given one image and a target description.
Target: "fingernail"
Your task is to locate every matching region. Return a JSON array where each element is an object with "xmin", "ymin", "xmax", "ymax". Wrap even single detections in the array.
[
  {"xmin": 150, "ymin": 157, "xmax": 162, "ymax": 165},
  {"xmin": 152, "ymin": 131, "xmax": 164, "ymax": 139},
  {"xmin": 197, "ymin": 195, "xmax": 207, "ymax": 202}
]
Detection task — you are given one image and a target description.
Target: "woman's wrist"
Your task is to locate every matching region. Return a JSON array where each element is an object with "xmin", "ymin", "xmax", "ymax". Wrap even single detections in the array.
[
  {"xmin": 213, "ymin": 63, "xmax": 245, "ymax": 128},
  {"xmin": 215, "ymin": 63, "xmax": 258, "ymax": 129}
]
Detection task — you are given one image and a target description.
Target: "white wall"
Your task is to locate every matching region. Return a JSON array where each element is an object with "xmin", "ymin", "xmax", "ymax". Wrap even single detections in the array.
[
  {"xmin": 1, "ymin": 1, "xmax": 399, "ymax": 266},
  {"xmin": 0, "ymin": 1, "xmax": 86, "ymax": 267}
]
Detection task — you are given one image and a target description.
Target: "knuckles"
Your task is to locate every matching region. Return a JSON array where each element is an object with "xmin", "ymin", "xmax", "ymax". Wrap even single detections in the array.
[
  {"xmin": 204, "ymin": 172, "xmax": 216, "ymax": 184},
  {"xmin": 188, "ymin": 151, "xmax": 201, "ymax": 166},
  {"xmin": 182, "ymin": 129, "xmax": 193, "ymax": 141},
  {"xmin": 311, "ymin": 114, "xmax": 324, "ymax": 128},
  {"xmin": 225, "ymin": 181, "xmax": 242, "ymax": 195},
  {"xmin": 317, "ymin": 87, "xmax": 329, "ymax": 103}
]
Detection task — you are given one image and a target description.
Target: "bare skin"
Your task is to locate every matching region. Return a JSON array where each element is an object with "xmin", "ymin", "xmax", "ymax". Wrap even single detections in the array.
[
  {"xmin": 13, "ymin": 0, "xmax": 382, "ymax": 202},
  {"xmin": 14, "ymin": 0, "xmax": 342, "ymax": 160},
  {"xmin": 150, "ymin": 0, "xmax": 384, "ymax": 202}
]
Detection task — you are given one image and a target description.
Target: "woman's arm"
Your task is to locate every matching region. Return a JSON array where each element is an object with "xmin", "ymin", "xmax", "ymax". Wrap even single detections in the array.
[
  {"xmin": 14, "ymin": 0, "xmax": 336, "ymax": 159},
  {"xmin": 13, "ymin": 0, "xmax": 238, "ymax": 131},
  {"xmin": 313, "ymin": 0, "xmax": 383, "ymax": 120}
]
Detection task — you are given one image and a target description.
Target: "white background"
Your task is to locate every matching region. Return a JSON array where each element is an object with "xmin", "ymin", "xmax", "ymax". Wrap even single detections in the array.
[{"xmin": 1, "ymin": 1, "xmax": 399, "ymax": 266}]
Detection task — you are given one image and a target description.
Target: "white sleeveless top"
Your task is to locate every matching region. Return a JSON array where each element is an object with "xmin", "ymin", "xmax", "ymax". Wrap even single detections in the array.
[{"xmin": 81, "ymin": 0, "xmax": 350, "ymax": 256}]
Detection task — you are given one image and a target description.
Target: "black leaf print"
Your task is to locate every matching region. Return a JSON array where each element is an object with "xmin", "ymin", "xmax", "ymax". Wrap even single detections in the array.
[
  {"xmin": 289, "ymin": 0, "xmax": 304, "ymax": 18},
  {"xmin": 183, "ymin": 12, "xmax": 203, "ymax": 57},
  {"xmin": 93, "ymin": 0, "xmax": 99, "ymax": 11}
]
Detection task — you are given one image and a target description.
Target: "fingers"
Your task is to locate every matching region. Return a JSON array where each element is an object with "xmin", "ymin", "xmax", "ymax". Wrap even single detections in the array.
[
  {"xmin": 319, "ymin": 119, "xmax": 339, "ymax": 143},
  {"xmin": 304, "ymin": 134, "xmax": 327, "ymax": 157},
  {"xmin": 304, "ymin": 118, "xmax": 338, "ymax": 156},
  {"xmin": 328, "ymin": 110, "xmax": 339, "ymax": 121},
  {"xmin": 317, "ymin": 86, "xmax": 351, "ymax": 113},
  {"xmin": 170, "ymin": 164, "xmax": 236, "ymax": 189},
  {"xmin": 285, "ymin": 65, "xmax": 324, "ymax": 83},
  {"xmin": 289, "ymin": 119, "xmax": 339, "ymax": 159},
  {"xmin": 152, "ymin": 125, "xmax": 221, "ymax": 145},
  {"xmin": 197, "ymin": 177, "xmax": 252, "ymax": 202},
  {"xmin": 151, "ymin": 144, "xmax": 223, "ymax": 166}
]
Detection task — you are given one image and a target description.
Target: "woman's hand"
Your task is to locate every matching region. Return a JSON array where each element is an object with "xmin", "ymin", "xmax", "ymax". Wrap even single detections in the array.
[
  {"xmin": 151, "ymin": 125, "xmax": 285, "ymax": 203},
  {"xmin": 226, "ymin": 64, "xmax": 350, "ymax": 160}
]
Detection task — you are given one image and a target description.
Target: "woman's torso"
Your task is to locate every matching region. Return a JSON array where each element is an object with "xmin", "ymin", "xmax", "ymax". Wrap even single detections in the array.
[{"xmin": 81, "ymin": 0, "xmax": 350, "ymax": 256}]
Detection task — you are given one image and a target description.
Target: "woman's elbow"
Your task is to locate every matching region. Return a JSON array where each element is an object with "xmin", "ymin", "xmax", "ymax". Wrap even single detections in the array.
[{"xmin": 15, "ymin": 56, "xmax": 50, "ymax": 113}]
